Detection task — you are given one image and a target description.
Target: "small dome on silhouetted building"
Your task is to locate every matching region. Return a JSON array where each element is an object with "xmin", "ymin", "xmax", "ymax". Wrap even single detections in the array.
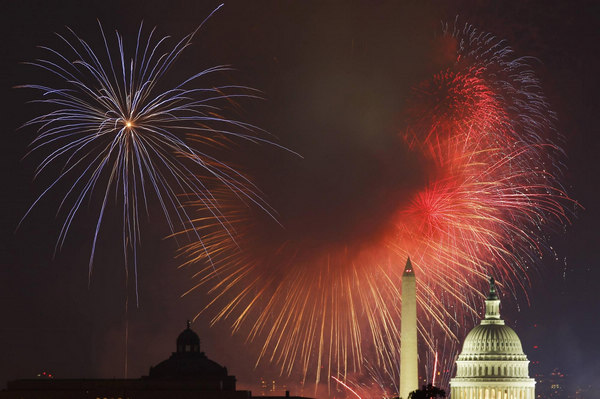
[
  {"xmin": 0, "ymin": 320, "xmax": 314, "ymax": 399},
  {"xmin": 147, "ymin": 321, "xmax": 236, "ymax": 390},
  {"xmin": 176, "ymin": 320, "xmax": 201, "ymax": 353}
]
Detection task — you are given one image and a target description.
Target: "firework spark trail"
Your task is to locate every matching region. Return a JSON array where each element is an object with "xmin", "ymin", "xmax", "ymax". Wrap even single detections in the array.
[
  {"xmin": 179, "ymin": 21, "xmax": 576, "ymax": 393},
  {"xmin": 432, "ymin": 351, "xmax": 438, "ymax": 387},
  {"xmin": 332, "ymin": 377, "xmax": 362, "ymax": 399},
  {"xmin": 18, "ymin": 6, "xmax": 285, "ymax": 302}
]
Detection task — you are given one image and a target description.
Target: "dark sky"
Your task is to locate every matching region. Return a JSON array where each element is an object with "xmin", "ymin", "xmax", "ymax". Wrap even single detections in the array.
[{"xmin": 1, "ymin": 0, "xmax": 599, "ymax": 397}]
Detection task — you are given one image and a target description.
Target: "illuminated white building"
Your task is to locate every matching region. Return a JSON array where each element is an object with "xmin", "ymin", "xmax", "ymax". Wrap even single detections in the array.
[{"xmin": 450, "ymin": 279, "xmax": 535, "ymax": 399}]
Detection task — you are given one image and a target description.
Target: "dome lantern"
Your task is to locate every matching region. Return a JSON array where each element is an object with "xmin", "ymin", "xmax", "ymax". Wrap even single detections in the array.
[{"xmin": 483, "ymin": 277, "xmax": 502, "ymax": 323}]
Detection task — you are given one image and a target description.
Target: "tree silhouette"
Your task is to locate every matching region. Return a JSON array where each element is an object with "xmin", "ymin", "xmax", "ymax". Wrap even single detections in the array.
[{"xmin": 407, "ymin": 384, "xmax": 447, "ymax": 399}]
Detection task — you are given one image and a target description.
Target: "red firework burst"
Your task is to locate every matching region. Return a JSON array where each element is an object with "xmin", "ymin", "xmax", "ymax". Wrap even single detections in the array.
[{"xmin": 176, "ymin": 22, "xmax": 575, "ymax": 395}]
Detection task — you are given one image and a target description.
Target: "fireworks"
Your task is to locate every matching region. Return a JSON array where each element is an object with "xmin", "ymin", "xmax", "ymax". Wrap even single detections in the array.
[
  {"xmin": 332, "ymin": 376, "xmax": 363, "ymax": 399},
  {"xmin": 176, "ymin": 20, "xmax": 575, "ymax": 395},
  {"xmin": 19, "ymin": 7, "xmax": 275, "ymax": 301}
]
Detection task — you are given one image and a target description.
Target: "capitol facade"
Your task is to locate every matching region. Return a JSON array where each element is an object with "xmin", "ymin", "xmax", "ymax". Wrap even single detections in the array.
[{"xmin": 450, "ymin": 279, "xmax": 536, "ymax": 399}]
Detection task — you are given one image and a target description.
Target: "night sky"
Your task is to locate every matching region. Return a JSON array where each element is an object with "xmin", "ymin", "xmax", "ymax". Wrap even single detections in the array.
[{"xmin": 1, "ymin": 0, "xmax": 599, "ymax": 397}]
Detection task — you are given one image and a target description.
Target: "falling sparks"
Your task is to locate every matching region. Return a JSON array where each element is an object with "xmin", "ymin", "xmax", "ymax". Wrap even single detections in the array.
[
  {"xmin": 178, "ymin": 21, "xmax": 576, "ymax": 393},
  {"xmin": 18, "ymin": 5, "xmax": 279, "ymax": 301},
  {"xmin": 332, "ymin": 377, "xmax": 363, "ymax": 399}
]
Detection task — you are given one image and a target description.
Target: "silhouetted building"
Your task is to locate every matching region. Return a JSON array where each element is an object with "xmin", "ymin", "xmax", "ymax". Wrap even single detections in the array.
[
  {"xmin": 0, "ymin": 323, "xmax": 311, "ymax": 399},
  {"xmin": 146, "ymin": 321, "xmax": 236, "ymax": 391}
]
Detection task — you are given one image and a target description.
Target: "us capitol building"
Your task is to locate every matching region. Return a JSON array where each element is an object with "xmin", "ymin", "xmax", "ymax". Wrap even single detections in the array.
[{"xmin": 450, "ymin": 278, "xmax": 536, "ymax": 399}]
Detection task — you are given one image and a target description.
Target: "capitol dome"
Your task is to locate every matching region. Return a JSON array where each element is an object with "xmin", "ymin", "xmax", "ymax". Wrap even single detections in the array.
[
  {"xmin": 450, "ymin": 278, "xmax": 535, "ymax": 399},
  {"xmin": 460, "ymin": 323, "xmax": 525, "ymax": 359}
]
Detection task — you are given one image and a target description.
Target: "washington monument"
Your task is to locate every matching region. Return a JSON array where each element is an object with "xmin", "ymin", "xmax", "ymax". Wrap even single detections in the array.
[{"xmin": 399, "ymin": 257, "xmax": 418, "ymax": 399}]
